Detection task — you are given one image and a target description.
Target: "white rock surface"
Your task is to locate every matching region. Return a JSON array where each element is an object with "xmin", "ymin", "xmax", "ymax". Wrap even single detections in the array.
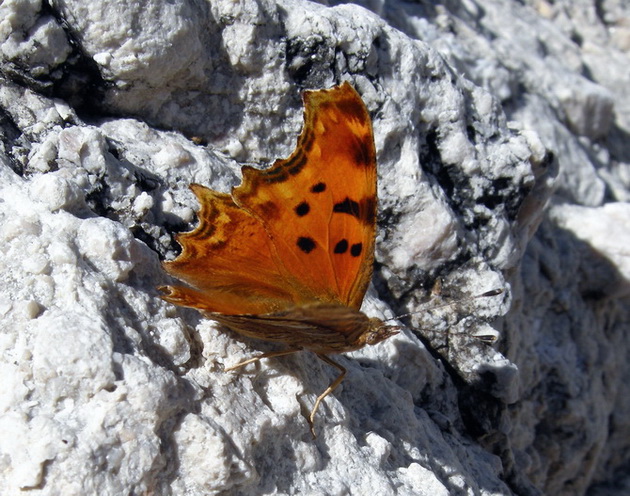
[{"xmin": 1, "ymin": 0, "xmax": 629, "ymax": 495}]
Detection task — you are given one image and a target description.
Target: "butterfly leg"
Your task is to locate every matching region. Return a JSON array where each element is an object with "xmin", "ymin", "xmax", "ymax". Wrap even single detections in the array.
[
  {"xmin": 309, "ymin": 354, "xmax": 347, "ymax": 438},
  {"xmin": 224, "ymin": 348, "xmax": 301, "ymax": 372}
]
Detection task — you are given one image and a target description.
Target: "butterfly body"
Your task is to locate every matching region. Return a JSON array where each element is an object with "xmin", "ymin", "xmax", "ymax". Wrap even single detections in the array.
[
  {"xmin": 201, "ymin": 303, "xmax": 394, "ymax": 354},
  {"xmin": 160, "ymin": 82, "xmax": 398, "ymax": 435}
]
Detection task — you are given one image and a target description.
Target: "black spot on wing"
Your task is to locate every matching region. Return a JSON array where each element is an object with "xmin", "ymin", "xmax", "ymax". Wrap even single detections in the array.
[
  {"xmin": 295, "ymin": 201, "xmax": 310, "ymax": 217},
  {"xmin": 297, "ymin": 236, "xmax": 316, "ymax": 253},
  {"xmin": 333, "ymin": 197, "xmax": 360, "ymax": 218},
  {"xmin": 311, "ymin": 182, "xmax": 326, "ymax": 193},
  {"xmin": 333, "ymin": 239, "xmax": 348, "ymax": 254},
  {"xmin": 350, "ymin": 243, "xmax": 362, "ymax": 257}
]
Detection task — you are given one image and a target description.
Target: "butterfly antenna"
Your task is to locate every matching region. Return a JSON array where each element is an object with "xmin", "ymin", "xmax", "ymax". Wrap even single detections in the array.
[{"xmin": 383, "ymin": 288, "xmax": 504, "ymax": 323}]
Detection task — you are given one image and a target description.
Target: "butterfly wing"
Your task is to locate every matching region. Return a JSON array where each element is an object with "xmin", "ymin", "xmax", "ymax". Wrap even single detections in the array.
[
  {"xmin": 161, "ymin": 185, "xmax": 295, "ymax": 314},
  {"xmin": 234, "ymin": 82, "xmax": 377, "ymax": 310},
  {"xmin": 161, "ymin": 82, "xmax": 377, "ymax": 315}
]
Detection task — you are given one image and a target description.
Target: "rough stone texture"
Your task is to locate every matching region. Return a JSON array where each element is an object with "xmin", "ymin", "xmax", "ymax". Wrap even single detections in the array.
[{"xmin": 0, "ymin": 0, "xmax": 628, "ymax": 495}]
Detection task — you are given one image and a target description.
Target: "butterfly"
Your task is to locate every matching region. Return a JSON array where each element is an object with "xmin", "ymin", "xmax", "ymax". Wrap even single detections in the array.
[{"xmin": 159, "ymin": 82, "xmax": 399, "ymax": 436}]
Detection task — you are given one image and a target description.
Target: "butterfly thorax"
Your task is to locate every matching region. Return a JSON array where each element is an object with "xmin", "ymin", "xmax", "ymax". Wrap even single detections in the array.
[{"xmin": 208, "ymin": 302, "xmax": 398, "ymax": 354}]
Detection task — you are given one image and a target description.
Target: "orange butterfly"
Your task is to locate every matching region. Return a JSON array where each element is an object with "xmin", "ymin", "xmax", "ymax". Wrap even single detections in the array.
[{"xmin": 159, "ymin": 82, "xmax": 399, "ymax": 436}]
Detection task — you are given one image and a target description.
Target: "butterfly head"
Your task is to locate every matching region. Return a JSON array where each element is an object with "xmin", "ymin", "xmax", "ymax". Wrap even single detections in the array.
[{"xmin": 363, "ymin": 318, "xmax": 401, "ymax": 346}]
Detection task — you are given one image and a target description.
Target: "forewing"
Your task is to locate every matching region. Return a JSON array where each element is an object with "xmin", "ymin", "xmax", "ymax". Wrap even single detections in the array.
[{"xmin": 233, "ymin": 82, "xmax": 377, "ymax": 309}]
